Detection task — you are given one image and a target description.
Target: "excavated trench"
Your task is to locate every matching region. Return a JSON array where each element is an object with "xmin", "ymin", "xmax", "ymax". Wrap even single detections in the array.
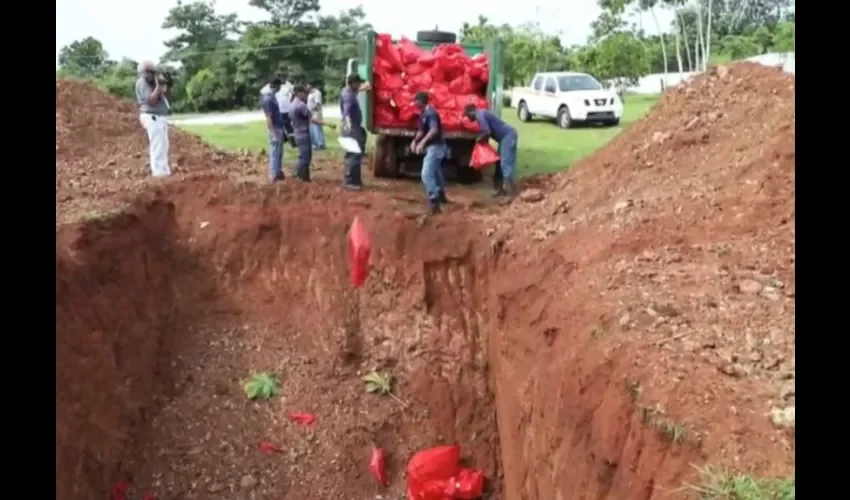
[{"xmin": 56, "ymin": 193, "xmax": 702, "ymax": 500}]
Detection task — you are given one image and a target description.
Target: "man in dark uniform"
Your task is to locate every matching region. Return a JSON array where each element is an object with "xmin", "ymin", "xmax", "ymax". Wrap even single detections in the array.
[{"xmin": 464, "ymin": 104, "xmax": 519, "ymax": 198}]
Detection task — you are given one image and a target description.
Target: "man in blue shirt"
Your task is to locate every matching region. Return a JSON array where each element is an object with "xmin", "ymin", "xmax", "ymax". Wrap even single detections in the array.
[
  {"xmin": 262, "ymin": 77, "xmax": 285, "ymax": 182},
  {"xmin": 290, "ymin": 85, "xmax": 335, "ymax": 182},
  {"xmin": 340, "ymin": 74, "xmax": 370, "ymax": 190},
  {"xmin": 411, "ymin": 92, "xmax": 449, "ymax": 214},
  {"xmin": 464, "ymin": 104, "xmax": 519, "ymax": 198}
]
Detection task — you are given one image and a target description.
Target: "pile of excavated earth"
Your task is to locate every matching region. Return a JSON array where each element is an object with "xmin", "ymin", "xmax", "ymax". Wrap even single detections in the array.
[{"xmin": 56, "ymin": 62, "xmax": 794, "ymax": 500}]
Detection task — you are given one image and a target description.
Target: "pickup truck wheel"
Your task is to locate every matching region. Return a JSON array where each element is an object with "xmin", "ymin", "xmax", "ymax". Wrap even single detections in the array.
[
  {"xmin": 557, "ymin": 106, "xmax": 573, "ymax": 129},
  {"xmin": 517, "ymin": 101, "xmax": 532, "ymax": 122}
]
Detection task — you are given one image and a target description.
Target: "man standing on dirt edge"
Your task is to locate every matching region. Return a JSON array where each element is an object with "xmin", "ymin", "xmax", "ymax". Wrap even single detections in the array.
[
  {"xmin": 411, "ymin": 92, "xmax": 449, "ymax": 214},
  {"xmin": 307, "ymin": 83, "xmax": 326, "ymax": 150},
  {"xmin": 135, "ymin": 61, "xmax": 171, "ymax": 177},
  {"xmin": 290, "ymin": 85, "xmax": 336, "ymax": 182},
  {"xmin": 463, "ymin": 104, "xmax": 518, "ymax": 198},
  {"xmin": 340, "ymin": 74, "xmax": 370, "ymax": 190},
  {"xmin": 262, "ymin": 77, "xmax": 285, "ymax": 182}
]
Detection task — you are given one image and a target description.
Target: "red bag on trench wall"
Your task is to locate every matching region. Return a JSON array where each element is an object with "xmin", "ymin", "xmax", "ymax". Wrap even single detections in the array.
[{"xmin": 348, "ymin": 216, "xmax": 371, "ymax": 288}]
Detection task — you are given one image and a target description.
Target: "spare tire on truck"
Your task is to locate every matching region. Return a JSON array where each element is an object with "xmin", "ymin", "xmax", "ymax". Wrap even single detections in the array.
[{"xmin": 416, "ymin": 30, "xmax": 457, "ymax": 44}]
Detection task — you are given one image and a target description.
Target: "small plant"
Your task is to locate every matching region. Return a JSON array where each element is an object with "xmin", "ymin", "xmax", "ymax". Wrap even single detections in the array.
[
  {"xmin": 683, "ymin": 466, "xmax": 795, "ymax": 500},
  {"xmin": 362, "ymin": 370, "xmax": 408, "ymax": 407},
  {"xmin": 657, "ymin": 420, "xmax": 686, "ymax": 444},
  {"xmin": 627, "ymin": 380, "xmax": 642, "ymax": 402},
  {"xmin": 638, "ymin": 403, "xmax": 665, "ymax": 423},
  {"xmin": 243, "ymin": 372, "xmax": 281, "ymax": 400}
]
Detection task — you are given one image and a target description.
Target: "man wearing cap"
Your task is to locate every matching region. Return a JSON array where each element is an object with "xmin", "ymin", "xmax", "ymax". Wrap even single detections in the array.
[
  {"xmin": 290, "ymin": 85, "xmax": 335, "ymax": 182},
  {"xmin": 340, "ymin": 74, "xmax": 370, "ymax": 190},
  {"xmin": 134, "ymin": 60, "xmax": 171, "ymax": 177},
  {"xmin": 463, "ymin": 104, "xmax": 518, "ymax": 198},
  {"xmin": 411, "ymin": 92, "xmax": 449, "ymax": 214}
]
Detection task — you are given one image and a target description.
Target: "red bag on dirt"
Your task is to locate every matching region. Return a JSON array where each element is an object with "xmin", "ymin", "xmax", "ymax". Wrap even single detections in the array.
[
  {"xmin": 348, "ymin": 216, "xmax": 371, "ymax": 288},
  {"xmin": 369, "ymin": 447, "xmax": 388, "ymax": 487},
  {"xmin": 453, "ymin": 468, "xmax": 485, "ymax": 498},
  {"xmin": 407, "ymin": 445, "xmax": 461, "ymax": 487},
  {"xmin": 398, "ymin": 36, "xmax": 424, "ymax": 64},
  {"xmin": 376, "ymin": 33, "xmax": 404, "ymax": 71},
  {"xmin": 470, "ymin": 143, "xmax": 500, "ymax": 170}
]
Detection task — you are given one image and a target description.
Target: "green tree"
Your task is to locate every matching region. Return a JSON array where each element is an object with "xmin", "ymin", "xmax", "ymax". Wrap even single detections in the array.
[{"xmin": 57, "ymin": 36, "xmax": 110, "ymax": 78}]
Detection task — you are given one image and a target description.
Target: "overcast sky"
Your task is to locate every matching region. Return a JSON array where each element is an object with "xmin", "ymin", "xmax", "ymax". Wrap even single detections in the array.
[{"xmin": 56, "ymin": 0, "xmax": 674, "ymax": 63}]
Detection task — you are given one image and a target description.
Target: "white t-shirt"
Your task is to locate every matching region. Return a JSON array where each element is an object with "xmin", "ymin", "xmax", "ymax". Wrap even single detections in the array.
[{"xmin": 259, "ymin": 81, "xmax": 294, "ymax": 114}]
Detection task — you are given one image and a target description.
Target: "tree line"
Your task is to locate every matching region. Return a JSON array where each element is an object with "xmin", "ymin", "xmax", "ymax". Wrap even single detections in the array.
[{"xmin": 56, "ymin": 0, "xmax": 794, "ymax": 114}]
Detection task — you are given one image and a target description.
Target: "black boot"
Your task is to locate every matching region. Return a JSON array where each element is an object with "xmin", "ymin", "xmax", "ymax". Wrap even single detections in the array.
[
  {"xmin": 503, "ymin": 179, "xmax": 516, "ymax": 198},
  {"xmin": 428, "ymin": 200, "xmax": 442, "ymax": 214},
  {"xmin": 438, "ymin": 190, "xmax": 449, "ymax": 204}
]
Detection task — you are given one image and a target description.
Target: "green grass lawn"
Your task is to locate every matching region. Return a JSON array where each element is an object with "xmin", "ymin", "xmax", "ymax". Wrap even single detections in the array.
[{"xmin": 178, "ymin": 93, "xmax": 659, "ymax": 177}]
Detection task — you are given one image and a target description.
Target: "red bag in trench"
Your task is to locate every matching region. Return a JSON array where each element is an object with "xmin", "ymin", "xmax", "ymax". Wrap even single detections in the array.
[
  {"xmin": 470, "ymin": 142, "xmax": 500, "ymax": 170},
  {"xmin": 348, "ymin": 216, "xmax": 371, "ymax": 288}
]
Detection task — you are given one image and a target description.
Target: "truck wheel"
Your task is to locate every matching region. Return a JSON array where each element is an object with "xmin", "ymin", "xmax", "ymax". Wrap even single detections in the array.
[
  {"xmin": 517, "ymin": 101, "xmax": 532, "ymax": 122},
  {"xmin": 557, "ymin": 106, "xmax": 573, "ymax": 129},
  {"xmin": 457, "ymin": 166, "xmax": 483, "ymax": 184},
  {"xmin": 415, "ymin": 30, "xmax": 457, "ymax": 44},
  {"xmin": 372, "ymin": 135, "xmax": 398, "ymax": 178}
]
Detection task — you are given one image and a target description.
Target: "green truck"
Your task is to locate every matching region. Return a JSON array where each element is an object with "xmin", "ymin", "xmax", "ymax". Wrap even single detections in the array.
[{"xmin": 345, "ymin": 30, "xmax": 505, "ymax": 183}]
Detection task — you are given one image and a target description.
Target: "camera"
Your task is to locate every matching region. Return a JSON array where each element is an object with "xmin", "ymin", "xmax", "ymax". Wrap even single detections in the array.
[{"xmin": 157, "ymin": 71, "xmax": 174, "ymax": 86}]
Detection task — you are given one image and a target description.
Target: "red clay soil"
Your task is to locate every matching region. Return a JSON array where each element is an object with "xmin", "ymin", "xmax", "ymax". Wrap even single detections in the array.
[{"xmin": 55, "ymin": 62, "xmax": 794, "ymax": 500}]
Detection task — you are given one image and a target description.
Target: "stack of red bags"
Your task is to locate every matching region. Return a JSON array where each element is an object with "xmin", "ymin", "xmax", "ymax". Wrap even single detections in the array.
[
  {"xmin": 373, "ymin": 33, "xmax": 490, "ymax": 132},
  {"xmin": 406, "ymin": 445, "xmax": 485, "ymax": 500}
]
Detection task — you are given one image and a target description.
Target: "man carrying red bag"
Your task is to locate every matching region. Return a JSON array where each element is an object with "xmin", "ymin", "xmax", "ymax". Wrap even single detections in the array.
[{"xmin": 464, "ymin": 104, "xmax": 518, "ymax": 198}]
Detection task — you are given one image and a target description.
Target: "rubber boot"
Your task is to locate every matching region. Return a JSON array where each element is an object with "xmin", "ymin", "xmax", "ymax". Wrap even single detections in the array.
[
  {"xmin": 428, "ymin": 200, "xmax": 442, "ymax": 215},
  {"xmin": 503, "ymin": 179, "xmax": 516, "ymax": 199},
  {"xmin": 490, "ymin": 176, "xmax": 506, "ymax": 198}
]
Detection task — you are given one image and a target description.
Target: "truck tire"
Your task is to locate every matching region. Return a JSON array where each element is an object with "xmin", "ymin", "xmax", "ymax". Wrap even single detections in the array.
[
  {"xmin": 557, "ymin": 105, "xmax": 573, "ymax": 129},
  {"xmin": 372, "ymin": 135, "xmax": 399, "ymax": 178},
  {"xmin": 416, "ymin": 30, "xmax": 457, "ymax": 44}
]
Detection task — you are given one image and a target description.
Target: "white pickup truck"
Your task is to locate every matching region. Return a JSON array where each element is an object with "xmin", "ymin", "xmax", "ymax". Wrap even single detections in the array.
[{"xmin": 511, "ymin": 71, "xmax": 623, "ymax": 128}]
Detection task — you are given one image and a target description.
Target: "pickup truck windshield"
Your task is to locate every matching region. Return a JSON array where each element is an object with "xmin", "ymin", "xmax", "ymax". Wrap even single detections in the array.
[{"xmin": 557, "ymin": 75, "xmax": 602, "ymax": 91}]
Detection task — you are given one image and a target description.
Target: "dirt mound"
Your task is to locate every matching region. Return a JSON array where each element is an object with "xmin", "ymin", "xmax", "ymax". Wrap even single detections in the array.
[
  {"xmin": 486, "ymin": 62, "xmax": 794, "ymax": 498},
  {"xmin": 55, "ymin": 79, "xmax": 263, "ymax": 223}
]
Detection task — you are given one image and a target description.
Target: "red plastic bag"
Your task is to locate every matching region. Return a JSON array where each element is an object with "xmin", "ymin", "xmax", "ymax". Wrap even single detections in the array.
[
  {"xmin": 289, "ymin": 412, "xmax": 317, "ymax": 426},
  {"xmin": 369, "ymin": 447, "xmax": 388, "ymax": 487},
  {"xmin": 378, "ymin": 73, "xmax": 404, "ymax": 90},
  {"xmin": 470, "ymin": 143, "xmax": 500, "ymax": 170},
  {"xmin": 397, "ymin": 37, "xmax": 424, "ymax": 64},
  {"xmin": 407, "ymin": 445, "xmax": 461, "ymax": 486},
  {"xmin": 258, "ymin": 441, "xmax": 283, "ymax": 454},
  {"xmin": 348, "ymin": 216, "xmax": 371, "ymax": 288},
  {"xmin": 449, "ymin": 73, "xmax": 473, "ymax": 95},
  {"xmin": 376, "ymin": 33, "xmax": 404, "ymax": 71},
  {"xmin": 453, "ymin": 468, "xmax": 485, "ymax": 498}
]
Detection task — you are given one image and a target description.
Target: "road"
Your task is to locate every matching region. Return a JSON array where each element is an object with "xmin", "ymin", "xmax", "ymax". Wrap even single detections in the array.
[{"xmin": 171, "ymin": 108, "xmax": 341, "ymax": 126}]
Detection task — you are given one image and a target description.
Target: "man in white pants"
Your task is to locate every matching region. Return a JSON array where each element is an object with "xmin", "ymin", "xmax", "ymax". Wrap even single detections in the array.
[{"xmin": 135, "ymin": 61, "xmax": 171, "ymax": 177}]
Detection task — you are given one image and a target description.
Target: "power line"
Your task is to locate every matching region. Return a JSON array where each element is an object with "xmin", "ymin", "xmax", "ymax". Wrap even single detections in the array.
[{"xmin": 61, "ymin": 39, "xmax": 359, "ymax": 62}]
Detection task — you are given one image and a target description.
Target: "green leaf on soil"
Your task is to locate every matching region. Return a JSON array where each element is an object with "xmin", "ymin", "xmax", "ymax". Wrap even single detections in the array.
[
  {"xmin": 362, "ymin": 371, "xmax": 393, "ymax": 395},
  {"xmin": 243, "ymin": 372, "xmax": 281, "ymax": 400}
]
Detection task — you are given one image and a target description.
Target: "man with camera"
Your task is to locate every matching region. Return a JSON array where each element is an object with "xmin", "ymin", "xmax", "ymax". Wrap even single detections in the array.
[{"xmin": 134, "ymin": 60, "xmax": 172, "ymax": 177}]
